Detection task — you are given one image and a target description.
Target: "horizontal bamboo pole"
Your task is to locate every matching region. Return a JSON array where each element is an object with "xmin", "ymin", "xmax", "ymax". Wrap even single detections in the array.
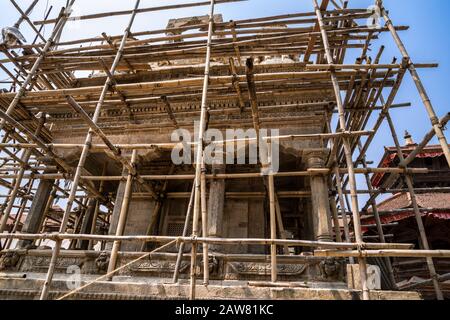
[
  {"xmin": 0, "ymin": 167, "xmax": 430, "ymax": 181},
  {"xmin": 315, "ymin": 249, "xmax": 450, "ymax": 259},
  {"xmin": 33, "ymin": 0, "xmax": 247, "ymax": 25},
  {"xmin": 0, "ymin": 232, "xmax": 414, "ymax": 250},
  {"xmin": 20, "ymin": 8, "xmax": 370, "ymax": 47},
  {"xmin": 0, "ymin": 70, "xmax": 360, "ymax": 100}
]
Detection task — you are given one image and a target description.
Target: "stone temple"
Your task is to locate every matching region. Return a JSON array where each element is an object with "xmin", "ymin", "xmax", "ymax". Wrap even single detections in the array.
[{"xmin": 0, "ymin": 0, "xmax": 448, "ymax": 300}]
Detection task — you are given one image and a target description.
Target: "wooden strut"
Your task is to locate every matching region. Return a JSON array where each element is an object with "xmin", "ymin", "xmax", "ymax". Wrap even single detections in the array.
[
  {"xmin": 312, "ymin": 0, "xmax": 370, "ymax": 300},
  {"xmin": 39, "ymin": 0, "xmax": 142, "ymax": 300}
]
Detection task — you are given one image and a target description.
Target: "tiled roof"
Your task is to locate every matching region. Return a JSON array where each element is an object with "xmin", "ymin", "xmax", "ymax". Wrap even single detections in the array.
[{"xmin": 376, "ymin": 192, "xmax": 450, "ymax": 211}]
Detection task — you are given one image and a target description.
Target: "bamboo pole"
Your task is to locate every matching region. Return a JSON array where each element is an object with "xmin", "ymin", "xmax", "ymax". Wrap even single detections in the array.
[
  {"xmin": 39, "ymin": 238, "xmax": 61, "ymax": 300},
  {"xmin": 106, "ymin": 150, "xmax": 138, "ymax": 278},
  {"xmin": 189, "ymin": 0, "xmax": 215, "ymax": 301},
  {"xmin": 385, "ymin": 111, "xmax": 443, "ymax": 300},
  {"xmin": 333, "ymin": 167, "xmax": 354, "ymax": 264},
  {"xmin": 0, "ymin": 233, "xmax": 415, "ymax": 250},
  {"xmin": 312, "ymin": 0, "xmax": 370, "ymax": 300},
  {"xmin": 33, "ymin": 0, "xmax": 245, "ymax": 25},
  {"xmin": 200, "ymin": 163, "xmax": 209, "ymax": 285},
  {"xmin": 172, "ymin": 184, "xmax": 196, "ymax": 283},
  {"xmin": 0, "ymin": 130, "xmax": 376, "ymax": 151},
  {"xmin": 268, "ymin": 173, "xmax": 278, "ymax": 283}
]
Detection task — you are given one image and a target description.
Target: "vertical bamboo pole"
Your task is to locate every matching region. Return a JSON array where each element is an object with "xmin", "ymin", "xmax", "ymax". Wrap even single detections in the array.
[
  {"xmin": 328, "ymin": 195, "xmax": 343, "ymax": 243},
  {"xmin": 385, "ymin": 111, "xmax": 444, "ymax": 300},
  {"xmin": 106, "ymin": 150, "xmax": 137, "ymax": 277},
  {"xmin": 190, "ymin": 0, "xmax": 215, "ymax": 301},
  {"xmin": 200, "ymin": 163, "xmax": 209, "ymax": 285},
  {"xmin": 312, "ymin": 0, "xmax": 370, "ymax": 300},
  {"xmin": 173, "ymin": 184, "xmax": 195, "ymax": 283},
  {"xmin": 379, "ymin": 3, "xmax": 450, "ymax": 167},
  {"xmin": 268, "ymin": 173, "xmax": 278, "ymax": 283},
  {"xmin": 39, "ymin": 237, "xmax": 61, "ymax": 300},
  {"xmin": 334, "ymin": 167, "xmax": 354, "ymax": 264}
]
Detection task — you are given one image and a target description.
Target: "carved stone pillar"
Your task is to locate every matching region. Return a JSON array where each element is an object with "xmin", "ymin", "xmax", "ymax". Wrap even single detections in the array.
[
  {"xmin": 305, "ymin": 150, "xmax": 333, "ymax": 242},
  {"xmin": 207, "ymin": 162, "xmax": 226, "ymax": 252}
]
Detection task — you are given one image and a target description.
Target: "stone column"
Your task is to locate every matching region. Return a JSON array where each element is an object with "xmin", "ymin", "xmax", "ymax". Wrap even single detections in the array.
[
  {"xmin": 77, "ymin": 198, "xmax": 97, "ymax": 250},
  {"xmin": 304, "ymin": 150, "xmax": 333, "ymax": 242},
  {"xmin": 207, "ymin": 162, "xmax": 225, "ymax": 252},
  {"xmin": 18, "ymin": 177, "xmax": 55, "ymax": 248}
]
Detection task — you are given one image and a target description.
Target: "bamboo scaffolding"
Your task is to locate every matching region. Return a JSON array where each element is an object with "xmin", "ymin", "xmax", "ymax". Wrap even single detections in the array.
[
  {"xmin": 0, "ymin": 0, "xmax": 447, "ymax": 302},
  {"xmin": 0, "ymin": 116, "xmax": 45, "ymax": 232},
  {"xmin": 39, "ymin": 0, "xmax": 143, "ymax": 300},
  {"xmin": 378, "ymin": 1, "xmax": 450, "ymax": 167}
]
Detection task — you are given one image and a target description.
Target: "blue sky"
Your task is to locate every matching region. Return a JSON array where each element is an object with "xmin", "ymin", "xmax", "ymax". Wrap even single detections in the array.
[{"xmin": 0, "ymin": 0, "xmax": 449, "ymax": 206}]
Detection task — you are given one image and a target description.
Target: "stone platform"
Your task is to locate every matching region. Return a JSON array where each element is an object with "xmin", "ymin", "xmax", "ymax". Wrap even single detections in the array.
[
  {"xmin": 0, "ymin": 273, "xmax": 422, "ymax": 300},
  {"xmin": 0, "ymin": 249, "xmax": 423, "ymax": 300}
]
